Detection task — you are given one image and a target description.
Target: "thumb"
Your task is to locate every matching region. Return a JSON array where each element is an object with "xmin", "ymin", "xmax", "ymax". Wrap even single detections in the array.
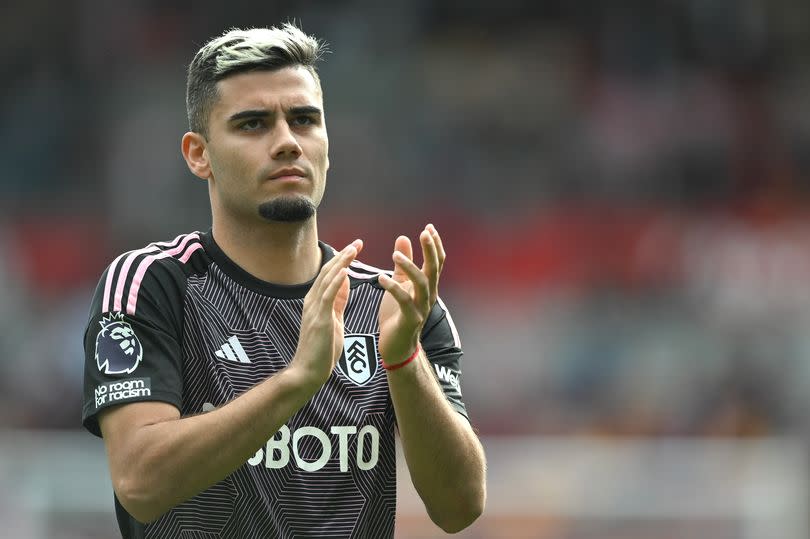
[{"xmin": 392, "ymin": 235, "xmax": 413, "ymax": 282}]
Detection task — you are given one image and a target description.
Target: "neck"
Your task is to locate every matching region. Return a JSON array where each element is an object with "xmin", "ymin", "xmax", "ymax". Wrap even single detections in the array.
[{"xmin": 212, "ymin": 216, "xmax": 322, "ymax": 285}]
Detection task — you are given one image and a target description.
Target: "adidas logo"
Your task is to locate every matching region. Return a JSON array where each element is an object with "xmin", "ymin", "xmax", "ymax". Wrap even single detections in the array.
[{"xmin": 215, "ymin": 336, "xmax": 251, "ymax": 364}]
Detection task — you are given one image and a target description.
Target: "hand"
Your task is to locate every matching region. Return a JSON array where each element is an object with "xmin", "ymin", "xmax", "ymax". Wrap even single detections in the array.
[
  {"xmin": 377, "ymin": 224, "xmax": 445, "ymax": 367},
  {"xmin": 292, "ymin": 240, "xmax": 363, "ymax": 387}
]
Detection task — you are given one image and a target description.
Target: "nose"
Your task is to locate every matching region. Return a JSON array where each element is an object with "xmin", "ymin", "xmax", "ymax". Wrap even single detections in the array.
[{"xmin": 271, "ymin": 121, "xmax": 302, "ymax": 160}]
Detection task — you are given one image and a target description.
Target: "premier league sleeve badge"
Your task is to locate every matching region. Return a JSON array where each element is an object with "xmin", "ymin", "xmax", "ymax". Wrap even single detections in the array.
[{"xmin": 95, "ymin": 312, "xmax": 144, "ymax": 375}]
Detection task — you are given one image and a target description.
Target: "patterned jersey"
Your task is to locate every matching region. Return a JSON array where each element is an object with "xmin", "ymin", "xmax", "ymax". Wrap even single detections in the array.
[{"xmin": 81, "ymin": 230, "xmax": 467, "ymax": 539}]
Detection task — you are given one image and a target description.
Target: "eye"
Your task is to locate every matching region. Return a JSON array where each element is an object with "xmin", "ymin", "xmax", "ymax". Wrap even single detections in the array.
[
  {"xmin": 290, "ymin": 115, "xmax": 316, "ymax": 127},
  {"xmin": 239, "ymin": 118, "xmax": 265, "ymax": 131}
]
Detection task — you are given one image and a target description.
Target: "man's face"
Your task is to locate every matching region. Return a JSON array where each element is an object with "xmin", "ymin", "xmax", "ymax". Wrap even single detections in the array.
[{"xmin": 203, "ymin": 66, "xmax": 328, "ymax": 224}]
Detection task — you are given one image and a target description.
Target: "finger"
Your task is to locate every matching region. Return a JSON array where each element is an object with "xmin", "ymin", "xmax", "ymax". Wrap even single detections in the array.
[
  {"xmin": 392, "ymin": 235, "xmax": 412, "ymax": 282},
  {"xmin": 378, "ymin": 273, "xmax": 421, "ymax": 323},
  {"xmin": 419, "ymin": 228, "xmax": 439, "ymax": 280},
  {"xmin": 393, "ymin": 250, "xmax": 430, "ymax": 311},
  {"xmin": 348, "ymin": 238, "xmax": 364, "ymax": 255},
  {"xmin": 312, "ymin": 244, "xmax": 354, "ymax": 299},
  {"xmin": 311, "ymin": 240, "xmax": 362, "ymax": 298},
  {"xmin": 333, "ymin": 269, "xmax": 352, "ymax": 317},
  {"xmin": 393, "ymin": 250, "xmax": 428, "ymax": 289},
  {"xmin": 322, "ymin": 241, "xmax": 362, "ymax": 277},
  {"xmin": 318, "ymin": 238, "xmax": 363, "ymax": 302},
  {"xmin": 320, "ymin": 239, "xmax": 362, "ymax": 302},
  {"xmin": 426, "ymin": 224, "xmax": 446, "ymax": 273},
  {"xmin": 321, "ymin": 267, "xmax": 349, "ymax": 311},
  {"xmin": 419, "ymin": 228, "xmax": 439, "ymax": 305}
]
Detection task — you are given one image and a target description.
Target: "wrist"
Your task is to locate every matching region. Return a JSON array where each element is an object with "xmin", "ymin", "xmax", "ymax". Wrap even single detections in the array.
[
  {"xmin": 284, "ymin": 362, "xmax": 328, "ymax": 395},
  {"xmin": 382, "ymin": 345, "xmax": 421, "ymax": 371}
]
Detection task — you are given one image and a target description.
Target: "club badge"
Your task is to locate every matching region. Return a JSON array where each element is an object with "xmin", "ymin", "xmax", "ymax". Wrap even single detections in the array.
[{"xmin": 337, "ymin": 334, "xmax": 378, "ymax": 386}]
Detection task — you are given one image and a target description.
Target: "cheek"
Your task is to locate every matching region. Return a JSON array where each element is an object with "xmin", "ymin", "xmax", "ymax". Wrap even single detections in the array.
[
  {"xmin": 209, "ymin": 146, "xmax": 251, "ymax": 187},
  {"xmin": 312, "ymin": 137, "xmax": 329, "ymax": 172}
]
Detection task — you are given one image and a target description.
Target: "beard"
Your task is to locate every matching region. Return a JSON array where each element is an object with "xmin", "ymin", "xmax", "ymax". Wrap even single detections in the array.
[{"xmin": 257, "ymin": 195, "xmax": 317, "ymax": 223}]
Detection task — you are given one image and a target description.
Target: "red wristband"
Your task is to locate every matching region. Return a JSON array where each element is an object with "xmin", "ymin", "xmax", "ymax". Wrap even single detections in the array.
[{"xmin": 382, "ymin": 346, "xmax": 421, "ymax": 371}]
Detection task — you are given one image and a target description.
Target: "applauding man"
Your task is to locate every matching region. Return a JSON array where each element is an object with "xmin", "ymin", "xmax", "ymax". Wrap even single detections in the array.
[{"xmin": 82, "ymin": 23, "xmax": 486, "ymax": 539}]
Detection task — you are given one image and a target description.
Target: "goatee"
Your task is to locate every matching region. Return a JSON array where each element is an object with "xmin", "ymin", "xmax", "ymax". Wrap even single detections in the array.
[{"xmin": 258, "ymin": 196, "xmax": 317, "ymax": 222}]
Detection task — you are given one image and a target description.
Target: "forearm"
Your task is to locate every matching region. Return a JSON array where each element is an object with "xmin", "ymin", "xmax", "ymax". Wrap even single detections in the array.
[
  {"xmin": 388, "ymin": 351, "xmax": 486, "ymax": 532},
  {"xmin": 104, "ymin": 365, "xmax": 318, "ymax": 522}
]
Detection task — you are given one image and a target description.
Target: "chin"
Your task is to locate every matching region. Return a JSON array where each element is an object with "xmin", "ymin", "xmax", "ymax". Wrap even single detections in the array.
[{"xmin": 258, "ymin": 196, "xmax": 317, "ymax": 222}]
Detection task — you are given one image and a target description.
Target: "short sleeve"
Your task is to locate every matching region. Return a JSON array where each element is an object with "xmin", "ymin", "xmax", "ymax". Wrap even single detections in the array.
[
  {"xmin": 82, "ymin": 255, "xmax": 187, "ymax": 437},
  {"xmin": 420, "ymin": 297, "xmax": 468, "ymax": 420}
]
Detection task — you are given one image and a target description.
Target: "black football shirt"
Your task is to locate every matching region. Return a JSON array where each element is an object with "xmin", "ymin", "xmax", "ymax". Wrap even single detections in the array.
[{"xmin": 82, "ymin": 230, "xmax": 467, "ymax": 539}]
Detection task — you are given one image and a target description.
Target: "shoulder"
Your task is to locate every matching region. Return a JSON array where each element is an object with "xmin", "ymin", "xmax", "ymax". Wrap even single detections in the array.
[
  {"xmin": 92, "ymin": 232, "xmax": 208, "ymax": 318},
  {"xmin": 423, "ymin": 296, "xmax": 462, "ymax": 350}
]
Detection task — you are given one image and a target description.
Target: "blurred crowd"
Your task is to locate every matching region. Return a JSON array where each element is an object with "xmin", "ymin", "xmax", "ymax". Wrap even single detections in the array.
[{"xmin": 3, "ymin": 0, "xmax": 810, "ymax": 441}]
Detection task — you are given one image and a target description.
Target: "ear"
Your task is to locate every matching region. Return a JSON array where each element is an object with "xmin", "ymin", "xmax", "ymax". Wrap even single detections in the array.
[{"xmin": 181, "ymin": 131, "xmax": 211, "ymax": 180}]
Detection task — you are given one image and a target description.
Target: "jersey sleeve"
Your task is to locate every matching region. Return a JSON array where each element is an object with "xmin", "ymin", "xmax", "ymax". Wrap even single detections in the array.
[
  {"xmin": 82, "ymin": 255, "xmax": 186, "ymax": 437},
  {"xmin": 420, "ymin": 297, "xmax": 468, "ymax": 420}
]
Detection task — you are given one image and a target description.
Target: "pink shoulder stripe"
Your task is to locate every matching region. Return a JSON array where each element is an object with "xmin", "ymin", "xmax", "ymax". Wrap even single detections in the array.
[
  {"xmin": 124, "ymin": 233, "xmax": 202, "ymax": 315},
  {"xmin": 101, "ymin": 233, "xmax": 190, "ymax": 314},
  {"xmin": 102, "ymin": 251, "xmax": 130, "ymax": 313},
  {"xmin": 102, "ymin": 237, "xmax": 180, "ymax": 312},
  {"xmin": 110, "ymin": 233, "xmax": 189, "ymax": 313}
]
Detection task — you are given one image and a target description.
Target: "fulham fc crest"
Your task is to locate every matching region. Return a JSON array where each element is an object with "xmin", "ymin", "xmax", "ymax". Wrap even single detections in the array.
[{"xmin": 337, "ymin": 334, "xmax": 378, "ymax": 386}]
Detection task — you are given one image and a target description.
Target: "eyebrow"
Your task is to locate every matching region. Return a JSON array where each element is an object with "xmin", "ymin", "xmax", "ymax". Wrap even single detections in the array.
[{"xmin": 228, "ymin": 106, "xmax": 322, "ymax": 122}]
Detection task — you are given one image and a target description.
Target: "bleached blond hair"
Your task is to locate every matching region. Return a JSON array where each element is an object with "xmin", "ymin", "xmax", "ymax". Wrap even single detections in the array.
[{"xmin": 186, "ymin": 23, "xmax": 327, "ymax": 137}]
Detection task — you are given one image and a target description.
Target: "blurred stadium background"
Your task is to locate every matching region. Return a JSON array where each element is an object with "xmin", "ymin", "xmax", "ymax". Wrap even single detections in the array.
[{"xmin": 3, "ymin": 1, "xmax": 810, "ymax": 537}]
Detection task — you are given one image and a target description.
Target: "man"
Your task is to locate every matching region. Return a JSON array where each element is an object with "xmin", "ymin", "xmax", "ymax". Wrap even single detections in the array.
[{"xmin": 82, "ymin": 23, "xmax": 486, "ymax": 538}]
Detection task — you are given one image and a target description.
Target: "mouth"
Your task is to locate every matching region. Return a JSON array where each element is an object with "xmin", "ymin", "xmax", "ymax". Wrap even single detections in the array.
[{"xmin": 268, "ymin": 168, "xmax": 307, "ymax": 181}]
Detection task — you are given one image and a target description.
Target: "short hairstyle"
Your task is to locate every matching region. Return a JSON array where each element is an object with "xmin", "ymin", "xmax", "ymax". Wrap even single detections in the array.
[{"xmin": 186, "ymin": 23, "xmax": 327, "ymax": 137}]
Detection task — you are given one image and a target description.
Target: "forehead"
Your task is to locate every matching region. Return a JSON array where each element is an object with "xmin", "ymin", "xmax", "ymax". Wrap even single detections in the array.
[{"xmin": 212, "ymin": 66, "xmax": 323, "ymax": 118}]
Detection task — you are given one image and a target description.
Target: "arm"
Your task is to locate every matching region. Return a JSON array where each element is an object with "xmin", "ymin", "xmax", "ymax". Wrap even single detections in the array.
[
  {"xmin": 99, "ymin": 240, "xmax": 362, "ymax": 523},
  {"xmin": 377, "ymin": 226, "xmax": 486, "ymax": 533},
  {"xmin": 388, "ymin": 349, "xmax": 486, "ymax": 533}
]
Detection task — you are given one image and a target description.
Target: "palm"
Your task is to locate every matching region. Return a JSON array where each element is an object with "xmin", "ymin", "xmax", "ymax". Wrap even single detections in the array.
[
  {"xmin": 293, "ymin": 239, "xmax": 362, "ymax": 386},
  {"xmin": 378, "ymin": 278, "xmax": 413, "ymax": 359},
  {"xmin": 376, "ymin": 227, "xmax": 444, "ymax": 367}
]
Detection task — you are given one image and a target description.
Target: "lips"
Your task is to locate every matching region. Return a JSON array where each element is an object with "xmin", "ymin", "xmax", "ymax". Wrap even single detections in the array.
[{"xmin": 269, "ymin": 168, "xmax": 307, "ymax": 180}]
